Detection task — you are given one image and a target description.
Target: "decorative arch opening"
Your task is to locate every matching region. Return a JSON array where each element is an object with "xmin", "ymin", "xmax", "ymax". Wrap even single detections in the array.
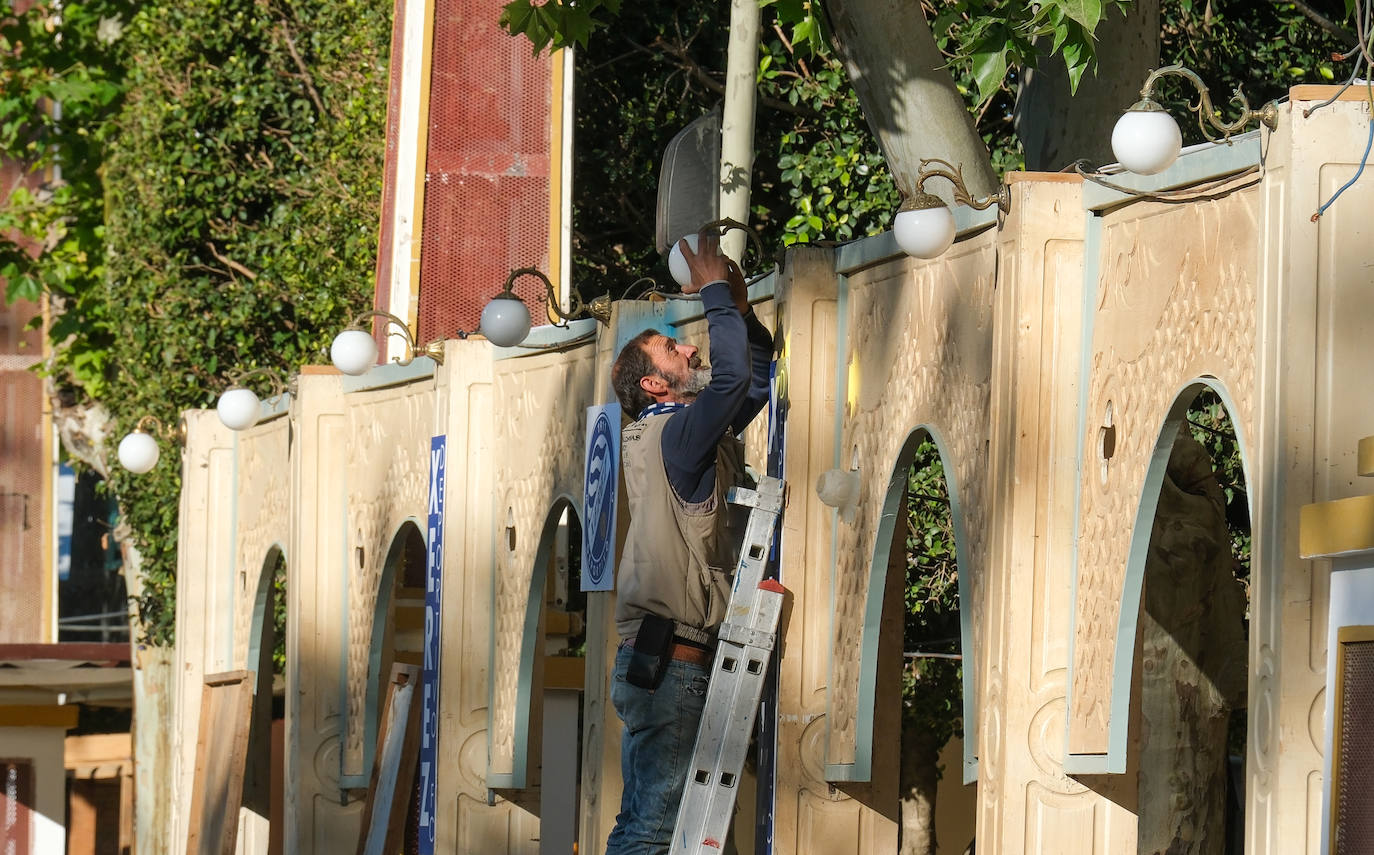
[
  {"xmin": 355, "ymin": 519, "xmax": 427, "ymax": 839},
  {"xmin": 490, "ymin": 495, "xmax": 584, "ymax": 848},
  {"xmin": 1112, "ymin": 381, "xmax": 1253, "ymax": 852},
  {"xmin": 244, "ymin": 546, "xmax": 286, "ymax": 845},
  {"xmin": 844, "ymin": 426, "xmax": 979, "ymax": 851}
]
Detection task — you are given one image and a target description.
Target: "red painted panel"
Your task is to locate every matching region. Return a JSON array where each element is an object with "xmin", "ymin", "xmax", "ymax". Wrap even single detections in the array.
[{"xmin": 417, "ymin": 0, "xmax": 553, "ymax": 341}]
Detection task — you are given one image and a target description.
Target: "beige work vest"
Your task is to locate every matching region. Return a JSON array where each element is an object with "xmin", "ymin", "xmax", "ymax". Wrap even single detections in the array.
[{"xmin": 615, "ymin": 411, "xmax": 749, "ymax": 642}]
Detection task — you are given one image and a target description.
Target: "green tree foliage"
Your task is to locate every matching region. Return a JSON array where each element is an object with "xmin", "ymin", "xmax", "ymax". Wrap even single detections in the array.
[
  {"xmin": 903, "ymin": 435, "xmax": 962, "ymax": 748},
  {"xmin": 567, "ymin": 1, "xmax": 900, "ymax": 292},
  {"xmin": 1, "ymin": 0, "xmax": 391, "ymax": 644}
]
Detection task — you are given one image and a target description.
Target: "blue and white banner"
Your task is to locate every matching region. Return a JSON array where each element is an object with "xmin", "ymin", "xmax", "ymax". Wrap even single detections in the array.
[
  {"xmin": 582, "ymin": 402, "xmax": 620, "ymax": 592},
  {"xmin": 418, "ymin": 435, "xmax": 445, "ymax": 854}
]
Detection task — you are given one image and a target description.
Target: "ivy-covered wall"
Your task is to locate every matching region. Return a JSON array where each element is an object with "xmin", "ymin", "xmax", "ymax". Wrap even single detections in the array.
[{"xmin": 0, "ymin": 0, "xmax": 393, "ymax": 644}]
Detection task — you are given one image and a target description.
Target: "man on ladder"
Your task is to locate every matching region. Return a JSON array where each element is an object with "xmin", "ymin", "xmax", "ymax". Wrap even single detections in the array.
[{"xmin": 606, "ymin": 228, "xmax": 774, "ymax": 855}]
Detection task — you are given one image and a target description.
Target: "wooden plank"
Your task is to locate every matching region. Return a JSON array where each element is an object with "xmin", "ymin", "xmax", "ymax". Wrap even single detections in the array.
[
  {"xmin": 355, "ymin": 663, "xmax": 423, "ymax": 855},
  {"xmin": 184, "ymin": 670, "xmax": 255, "ymax": 855}
]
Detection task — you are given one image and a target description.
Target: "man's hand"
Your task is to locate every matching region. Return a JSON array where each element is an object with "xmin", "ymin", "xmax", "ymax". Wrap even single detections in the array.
[{"xmin": 678, "ymin": 230, "xmax": 729, "ymax": 295}]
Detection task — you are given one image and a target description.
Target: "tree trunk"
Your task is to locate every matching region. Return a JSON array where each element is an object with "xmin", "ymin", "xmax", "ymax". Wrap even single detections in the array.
[
  {"xmin": 899, "ymin": 726, "xmax": 941, "ymax": 855},
  {"xmin": 824, "ymin": 0, "xmax": 997, "ymax": 202},
  {"xmin": 1013, "ymin": 0, "xmax": 1161, "ymax": 172},
  {"xmin": 1137, "ymin": 435, "xmax": 1247, "ymax": 855}
]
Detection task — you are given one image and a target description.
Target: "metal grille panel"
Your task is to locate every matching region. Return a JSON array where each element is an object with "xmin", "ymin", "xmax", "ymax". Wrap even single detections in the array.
[
  {"xmin": 416, "ymin": 0, "xmax": 553, "ymax": 342},
  {"xmin": 1337, "ymin": 638, "xmax": 1374, "ymax": 854}
]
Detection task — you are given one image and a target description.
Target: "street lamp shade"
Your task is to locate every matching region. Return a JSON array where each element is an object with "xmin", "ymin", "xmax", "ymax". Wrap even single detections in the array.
[
  {"xmin": 117, "ymin": 431, "xmax": 160, "ymax": 474},
  {"xmin": 330, "ymin": 328, "xmax": 379, "ymax": 376},
  {"xmin": 217, "ymin": 387, "xmax": 262, "ymax": 431},
  {"xmin": 1111, "ymin": 107, "xmax": 1183, "ymax": 175},
  {"xmin": 480, "ymin": 293, "xmax": 532, "ymax": 347}
]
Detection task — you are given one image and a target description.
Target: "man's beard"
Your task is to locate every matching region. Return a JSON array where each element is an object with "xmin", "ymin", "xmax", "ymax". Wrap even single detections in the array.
[{"xmin": 670, "ymin": 359, "xmax": 711, "ymax": 399}]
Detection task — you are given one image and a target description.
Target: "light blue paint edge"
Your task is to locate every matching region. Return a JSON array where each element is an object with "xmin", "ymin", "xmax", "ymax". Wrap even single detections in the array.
[
  {"xmin": 245, "ymin": 544, "xmax": 288, "ymax": 678},
  {"xmin": 1081, "ymin": 132, "xmax": 1263, "ymax": 212},
  {"xmin": 1062, "ymin": 211, "xmax": 1105, "ymax": 775},
  {"xmin": 491, "ymin": 318, "xmax": 600, "ymax": 361},
  {"xmin": 341, "ymin": 356, "xmax": 437, "ymax": 393},
  {"xmin": 1099, "ymin": 378, "xmax": 1257, "ymax": 771},
  {"xmin": 505, "ymin": 496, "xmax": 582, "ymax": 789},
  {"xmin": 835, "ymin": 206, "xmax": 998, "ymax": 276}
]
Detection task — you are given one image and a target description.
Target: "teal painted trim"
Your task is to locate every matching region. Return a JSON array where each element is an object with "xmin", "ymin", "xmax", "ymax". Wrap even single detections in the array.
[
  {"xmin": 1083, "ymin": 132, "xmax": 1263, "ymax": 212},
  {"xmin": 824, "ymin": 762, "xmax": 864, "ymax": 782},
  {"xmin": 349, "ymin": 519, "xmax": 426, "ymax": 790},
  {"xmin": 246, "ymin": 544, "xmax": 287, "ymax": 678},
  {"xmin": 340, "ymin": 355, "xmax": 437, "ymax": 393},
  {"xmin": 1100, "ymin": 378, "xmax": 1256, "ymax": 772},
  {"xmin": 338, "ymin": 456, "xmax": 358, "ymax": 789},
  {"xmin": 834, "ymin": 206, "xmax": 999, "ymax": 276},
  {"xmin": 846, "ymin": 426, "xmax": 981, "ymax": 785},
  {"xmin": 1063, "ymin": 211, "xmax": 1103, "ymax": 770},
  {"xmin": 492, "ymin": 318, "xmax": 599, "ymax": 361},
  {"xmin": 500, "ymin": 496, "xmax": 581, "ymax": 789},
  {"xmin": 258, "ymin": 392, "xmax": 291, "ymax": 422},
  {"xmin": 823, "ymin": 272, "xmax": 850, "ymax": 773}
]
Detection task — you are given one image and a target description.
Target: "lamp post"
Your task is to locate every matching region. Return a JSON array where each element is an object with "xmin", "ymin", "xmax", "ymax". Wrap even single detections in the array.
[
  {"xmin": 1111, "ymin": 64, "xmax": 1280, "ymax": 175},
  {"xmin": 894, "ymin": 158, "xmax": 1009, "ymax": 259}
]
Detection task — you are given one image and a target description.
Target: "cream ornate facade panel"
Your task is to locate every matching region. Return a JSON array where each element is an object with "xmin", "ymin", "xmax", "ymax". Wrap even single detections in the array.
[
  {"xmin": 231, "ymin": 416, "xmax": 291, "ymax": 672},
  {"xmin": 289, "ymin": 371, "xmax": 364, "ymax": 853},
  {"xmin": 827, "ymin": 231, "xmax": 996, "ymax": 775},
  {"xmin": 341, "ymin": 380, "xmax": 437, "ymax": 780},
  {"xmin": 171, "ymin": 410, "xmax": 238, "ymax": 855},
  {"xmin": 1069, "ymin": 180, "xmax": 1259, "ymax": 761},
  {"xmin": 488, "ymin": 342, "xmax": 598, "ymax": 784}
]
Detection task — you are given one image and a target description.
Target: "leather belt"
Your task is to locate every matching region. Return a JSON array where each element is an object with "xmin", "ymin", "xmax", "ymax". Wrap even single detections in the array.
[{"xmin": 621, "ymin": 638, "xmax": 715, "ymax": 668}]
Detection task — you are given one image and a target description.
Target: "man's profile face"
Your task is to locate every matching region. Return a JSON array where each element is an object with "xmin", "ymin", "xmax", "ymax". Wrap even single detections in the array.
[{"xmin": 643, "ymin": 334, "xmax": 709, "ymax": 399}]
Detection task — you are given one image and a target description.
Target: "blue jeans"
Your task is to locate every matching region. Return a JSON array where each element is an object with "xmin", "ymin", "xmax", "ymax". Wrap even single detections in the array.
[{"xmin": 605, "ymin": 643, "xmax": 710, "ymax": 855}]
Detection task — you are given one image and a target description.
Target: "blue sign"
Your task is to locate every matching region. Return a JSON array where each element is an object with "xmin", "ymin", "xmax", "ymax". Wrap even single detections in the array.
[
  {"xmin": 419, "ymin": 435, "xmax": 445, "ymax": 854},
  {"xmin": 582, "ymin": 402, "xmax": 620, "ymax": 592}
]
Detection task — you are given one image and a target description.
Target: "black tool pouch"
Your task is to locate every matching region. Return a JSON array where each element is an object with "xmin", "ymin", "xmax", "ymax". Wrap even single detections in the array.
[{"xmin": 626, "ymin": 614, "xmax": 675, "ymax": 689}]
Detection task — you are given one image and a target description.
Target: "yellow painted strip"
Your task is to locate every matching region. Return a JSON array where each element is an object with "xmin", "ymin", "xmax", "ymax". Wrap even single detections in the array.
[
  {"xmin": 547, "ymin": 47, "xmax": 567, "ymax": 325},
  {"xmin": 0, "ymin": 704, "xmax": 80, "ymax": 729},
  {"xmin": 1299, "ymin": 493, "xmax": 1374, "ymax": 558},
  {"xmin": 407, "ymin": 0, "xmax": 438, "ymax": 331},
  {"xmin": 544, "ymin": 655, "xmax": 585, "ymax": 690},
  {"xmin": 40, "ymin": 292, "xmax": 53, "ymax": 642},
  {"xmin": 1358, "ymin": 436, "xmax": 1374, "ymax": 477}
]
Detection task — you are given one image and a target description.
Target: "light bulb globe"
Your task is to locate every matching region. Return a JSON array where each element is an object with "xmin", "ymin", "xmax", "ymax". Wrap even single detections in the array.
[
  {"xmin": 330, "ymin": 329, "xmax": 379, "ymax": 376},
  {"xmin": 480, "ymin": 295, "xmax": 532, "ymax": 347},
  {"xmin": 893, "ymin": 206, "xmax": 957, "ymax": 259},
  {"xmin": 1111, "ymin": 108, "xmax": 1183, "ymax": 175},
  {"xmin": 667, "ymin": 233, "xmax": 700, "ymax": 288},
  {"xmin": 117, "ymin": 431, "xmax": 160, "ymax": 474},
  {"xmin": 217, "ymin": 387, "xmax": 262, "ymax": 431}
]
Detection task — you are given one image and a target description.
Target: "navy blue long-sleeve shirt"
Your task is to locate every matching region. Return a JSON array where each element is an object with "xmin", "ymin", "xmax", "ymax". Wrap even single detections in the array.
[{"xmin": 659, "ymin": 281, "xmax": 773, "ymax": 504}]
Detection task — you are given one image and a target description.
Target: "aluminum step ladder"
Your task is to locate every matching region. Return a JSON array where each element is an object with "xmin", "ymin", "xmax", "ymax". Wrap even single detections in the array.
[{"xmin": 670, "ymin": 475, "xmax": 787, "ymax": 855}]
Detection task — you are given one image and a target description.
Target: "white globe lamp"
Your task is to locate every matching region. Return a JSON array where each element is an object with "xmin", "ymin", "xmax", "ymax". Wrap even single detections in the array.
[
  {"xmin": 1111, "ymin": 100, "xmax": 1183, "ymax": 175},
  {"xmin": 330, "ymin": 328, "xmax": 379, "ymax": 376},
  {"xmin": 667, "ymin": 233, "xmax": 700, "ymax": 287},
  {"xmin": 480, "ymin": 293, "xmax": 532, "ymax": 347},
  {"xmin": 118, "ymin": 430, "xmax": 160, "ymax": 474},
  {"xmin": 217, "ymin": 386, "xmax": 262, "ymax": 431},
  {"xmin": 893, "ymin": 194, "xmax": 957, "ymax": 259}
]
